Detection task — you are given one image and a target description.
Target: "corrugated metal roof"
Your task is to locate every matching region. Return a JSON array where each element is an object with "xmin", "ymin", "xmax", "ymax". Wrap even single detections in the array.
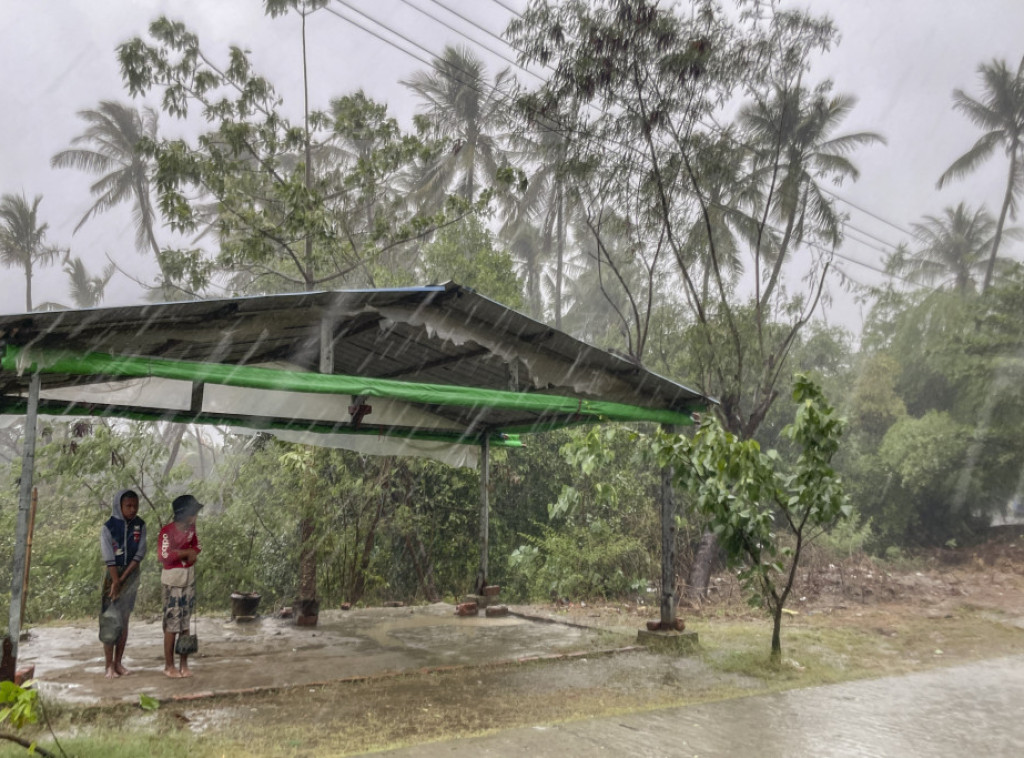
[{"xmin": 0, "ymin": 283, "xmax": 711, "ymax": 442}]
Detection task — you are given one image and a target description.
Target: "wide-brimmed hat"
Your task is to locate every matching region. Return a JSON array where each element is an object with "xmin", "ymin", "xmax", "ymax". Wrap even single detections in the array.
[{"xmin": 172, "ymin": 494, "xmax": 205, "ymax": 520}]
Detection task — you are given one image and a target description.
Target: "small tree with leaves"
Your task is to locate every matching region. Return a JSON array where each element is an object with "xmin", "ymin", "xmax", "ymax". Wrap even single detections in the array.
[{"xmin": 653, "ymin": 374, "xmax": 848, "ymax": 662}]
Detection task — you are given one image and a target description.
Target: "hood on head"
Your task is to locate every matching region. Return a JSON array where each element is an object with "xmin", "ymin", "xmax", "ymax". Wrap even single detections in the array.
[{"xmin": 111, "ymin": 488, "xmax": 138, "ymax": 520}]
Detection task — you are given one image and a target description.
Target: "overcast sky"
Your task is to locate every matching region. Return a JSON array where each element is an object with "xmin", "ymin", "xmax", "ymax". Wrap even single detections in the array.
[{"xmin": 1, "ymin": 0, "xmax": 1023, "ymax": 331}]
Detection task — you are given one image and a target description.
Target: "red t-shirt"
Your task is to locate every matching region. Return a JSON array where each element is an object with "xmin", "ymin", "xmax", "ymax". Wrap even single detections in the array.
[{"xmin": 157, "ymin": 521, "xmax": 201, "ymax": 570}]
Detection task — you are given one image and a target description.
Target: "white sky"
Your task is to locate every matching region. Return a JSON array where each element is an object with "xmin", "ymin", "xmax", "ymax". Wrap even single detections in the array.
[{"xmin": 1, "ymin": 0, "xmax": 1023, "ymax": 332}]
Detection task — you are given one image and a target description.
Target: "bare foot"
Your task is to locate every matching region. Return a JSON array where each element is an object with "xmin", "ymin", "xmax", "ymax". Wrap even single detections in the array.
[
  {"xmin": 115, "ymin": 663, "xmax": 131, "ymax": 676},
  {"xmin": 179, "ymin": 667, "xmax": 193, "ymax": 678},
  {"xmin": 104, "ymin": 666, "xmax": 120, "ymax": 679},
  {"xmin": 163, "ymin": 667, "xmax": 182, "ymax": 678}
]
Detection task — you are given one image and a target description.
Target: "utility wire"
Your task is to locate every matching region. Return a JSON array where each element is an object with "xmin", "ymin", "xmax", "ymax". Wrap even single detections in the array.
[
  {"xmin": 326, "ymin": 1, "xmax": 444, "ymax": 72},
  {"xmin": 427, "ymin": 0, "xmax": 535, "ymax": 68},
  {"xmin": 396, "ymin": 0, "xmax": 545, "ymax": 83},
  {"xmin": 488, "ymin": 0, "xmax": 524, "ymax": 17}
]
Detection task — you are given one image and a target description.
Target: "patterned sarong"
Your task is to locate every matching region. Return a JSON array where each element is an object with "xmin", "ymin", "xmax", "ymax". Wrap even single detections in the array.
[{"xmin": 162, "ymin": 581, "xmax": 196, "ymax": 633}]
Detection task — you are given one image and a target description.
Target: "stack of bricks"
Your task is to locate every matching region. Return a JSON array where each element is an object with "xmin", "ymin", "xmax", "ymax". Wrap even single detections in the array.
[{"xmin": 456, "ymin": 585, "xmax": 508, "ymax": 617}]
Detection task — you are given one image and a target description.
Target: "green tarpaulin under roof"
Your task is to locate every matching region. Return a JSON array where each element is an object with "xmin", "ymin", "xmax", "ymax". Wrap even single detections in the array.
[{"xmin": 0, "ymin": 283, "xmax": 712, "ymax": 467}]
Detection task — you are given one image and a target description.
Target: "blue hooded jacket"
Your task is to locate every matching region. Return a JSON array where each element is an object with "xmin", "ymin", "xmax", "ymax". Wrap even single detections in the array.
[{"xmin": 100, "ymin": 488, "xmax": 147, "ymax": 569}]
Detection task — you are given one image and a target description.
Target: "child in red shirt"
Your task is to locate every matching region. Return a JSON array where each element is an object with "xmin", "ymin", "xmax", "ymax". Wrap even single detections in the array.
[{"xmin": 158, "ymin": 494, "xmax": 203, "ymax": 678}]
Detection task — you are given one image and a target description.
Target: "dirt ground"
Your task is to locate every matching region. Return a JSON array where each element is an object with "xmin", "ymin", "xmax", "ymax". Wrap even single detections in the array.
[{"xmin": 537, "ymin": 524, "xmax": 1024, "ymax": 630}]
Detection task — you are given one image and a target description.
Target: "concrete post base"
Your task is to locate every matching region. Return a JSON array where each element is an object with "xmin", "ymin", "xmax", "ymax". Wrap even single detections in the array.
[{"xmin": 636, "ymin": 629, "xmax": 699, "ymax": 653}]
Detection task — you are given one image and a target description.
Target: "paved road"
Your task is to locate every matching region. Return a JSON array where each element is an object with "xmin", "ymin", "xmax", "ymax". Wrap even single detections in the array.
[{"xmin": 374, "ymin": 655, "xmax": 1024, "ymax": 757}]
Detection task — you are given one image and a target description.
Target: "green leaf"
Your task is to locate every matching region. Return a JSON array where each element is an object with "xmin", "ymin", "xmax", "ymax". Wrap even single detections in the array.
[{"xmin": 139, "ymin": 693, "xmax": 161, "ymax": 711}]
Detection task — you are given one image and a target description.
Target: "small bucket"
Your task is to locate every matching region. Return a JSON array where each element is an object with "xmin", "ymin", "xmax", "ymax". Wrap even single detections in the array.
[{"xmin": 230, "ymin": 592, "xmax": 262, "ymax": 620}]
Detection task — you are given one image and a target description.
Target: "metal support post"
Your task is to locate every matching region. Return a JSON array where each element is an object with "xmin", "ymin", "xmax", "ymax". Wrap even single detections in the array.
[
  {"xmin": 477, "ymin": 433, "xmax": 490, "ymax": 594},
  {"xmin": 9, "ymin": 373, "xmax": 40, "ymax": 659},
  {"xmin": 660, "ymin": 423, "xmax": 677, "ymax": 626}
]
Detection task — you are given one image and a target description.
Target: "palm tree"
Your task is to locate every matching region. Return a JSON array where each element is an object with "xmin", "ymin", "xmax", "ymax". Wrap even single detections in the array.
[
  {"xmin": 50, "ymin": 101, "xmax": 164, "ymax": 275},
  {"xmin": 402, "ymin": 45, "xmax": 513, "ymax": 209},
  {"xmin": 65, "ymin": 255, "xmax": 116, "ymax": 308},
  {"xmin": 740, "ymin": 83, "xmax": 886, "ymax": 307},
  {"xmin": 502, "ymin": 121, "xmax": 580, "ymax": 326},
  {"xmin": 938, "ymin": 56, "xmax": 1024, "ymax": 294},
  {"xmin": 0, "ymin": 193, "xmax": 63, "ymax": 311},
  {"xmin": 888, "ymin": 203, "xmax": 1005, "ymax": 295}
]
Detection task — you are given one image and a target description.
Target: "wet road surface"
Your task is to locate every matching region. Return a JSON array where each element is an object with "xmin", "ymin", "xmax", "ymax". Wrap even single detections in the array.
[{"xmin": 375, "ymin": 655, "xmax": 1024, "ymax": 757}]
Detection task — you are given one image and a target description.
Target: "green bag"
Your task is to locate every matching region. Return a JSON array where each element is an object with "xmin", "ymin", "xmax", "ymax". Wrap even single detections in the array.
[
  {"xmin": 98, "ymin": 604, "xmax": 123, "ymax": 644},
  {"xmin": 175, "ymin": 618, "xmax": 198, "ymax": 655}
]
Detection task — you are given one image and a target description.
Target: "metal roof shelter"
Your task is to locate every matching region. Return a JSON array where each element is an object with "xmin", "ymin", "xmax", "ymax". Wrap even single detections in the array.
[{"xmin": 0, "ymin": 283, "xmax": 712, "ymax": 660}]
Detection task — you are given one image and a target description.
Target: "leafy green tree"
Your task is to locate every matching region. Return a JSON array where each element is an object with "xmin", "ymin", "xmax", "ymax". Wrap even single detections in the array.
[
  {"xmin": 509, "ymin": 2, "xmax": 881, "ymax": 599},
  {"xmin": 875, "ymin": 411, "xmax": 979, "ymax": 545},
  {"xmin": 0, "ymin": 193, "xmax": 63, "ymax": 312},
  {"xmin": 510, "ymin": 426, "xmax": 661, "ymax": 601},
  {"xmin": 654, "ymin": 375, "xmax": 848, "ymax": 662},
  {"xmin": 846, "ymin": 354, "xmax": 908, "ymax": 441},
  {"xmin": 508, "ymin": 1, "xmax": 880, "ymax": 438},
  {"xmin": 938, "ymin": 56, "xmax": 1024, "ymax": 293},
  {"xmin": 118, "ymin": 15, "xmax": 453, "ymax": 296},
  {"xmin": 853, "ymin": 264, "xmax": 1024, "ymax": 548},
  {"xmin": 327, "ymin": 91, "xmax": 450, "ymax": 288},
  {"xmin": 49, "ymin": 101, "xmax": 165, "ymax": 286},
  {"xmin": 420, "ymin": 215, "xmax": 524, "ymax": 308},
  {"xmin": 203, "ymin": 439, "xmax": 485, "ymax": 607}
]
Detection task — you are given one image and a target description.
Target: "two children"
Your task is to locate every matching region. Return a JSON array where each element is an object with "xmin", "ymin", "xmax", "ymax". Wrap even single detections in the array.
[{"xmin": 99, "ymin": 490, "xmax": 203, "ymax": 679}]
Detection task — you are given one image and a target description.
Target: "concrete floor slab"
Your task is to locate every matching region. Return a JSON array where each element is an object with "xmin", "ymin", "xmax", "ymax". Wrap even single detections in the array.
[{"xmin": 18, "ymin": 603, "xmax": 627, "ymax": 706}]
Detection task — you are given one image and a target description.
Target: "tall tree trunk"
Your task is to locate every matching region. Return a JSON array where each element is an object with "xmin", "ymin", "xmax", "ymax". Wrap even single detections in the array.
[
  {"xmin": 162, "ymin": 424, "xmax": 186, "ymax": 478},
  {"xmin": 350, "ymin": 495, "xmax": 386, "ymax": 603},
  {"xmin": 554, "ymin": 191, "xmax": 565, "ymax": 330},
  {"xmin": 24, "ymin": 259, "xmax": 32, "ymax": 312},
  {"xmin": 770, "ymin": 603, "xmax": 783, "ymax": 663},
  {"xmin": 982, "ymin": 150, "xmax": 1018, "ymax": 294},
  {"xmin": 686, "ymin": 530, "xmax": 718, "ymax": 603},
  {"xmin": 298, "ymin": 516, "xmax": 316, "ymax": 601}
]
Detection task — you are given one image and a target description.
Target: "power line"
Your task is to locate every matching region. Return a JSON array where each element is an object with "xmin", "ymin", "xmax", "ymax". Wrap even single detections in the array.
[
  {"xmin": 428, "ymin": 0, "xmax": 529, "ymax": 61},
  {"xmin": 820, "ymin": 185, "xmax": 915, "ymax": 239},
  {"xmin": 329, "ymin": 0, "xmax": 530, "ymax": 117},
  {"xmin": 324, "ymin": 3, "xmax": 435, "ymax": 71},
  {"xmin": 488, "ymin": 0, "xmax": 524, "ymax": 18},
  {"xmin": 413, "ymin": 0, "xmax": 548, "ymax": 83},
  {"xmin": 394, "ymin": 0, "xmax": 529, "ymax": 78}
]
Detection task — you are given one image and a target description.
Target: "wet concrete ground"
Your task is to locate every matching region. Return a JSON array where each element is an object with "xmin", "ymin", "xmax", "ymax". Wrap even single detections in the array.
[
  {"xmin": 17, "ymin": 603, "xmax": 625, "ymax": 705},
  {"xmin": 376, "ymin": 655, "xmax": 1024, "ymax": 757}
]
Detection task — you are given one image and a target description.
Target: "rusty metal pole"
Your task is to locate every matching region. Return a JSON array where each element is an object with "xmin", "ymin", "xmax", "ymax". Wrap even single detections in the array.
[
  {"xmin": 19, "ymin": 487, "xmax": 38, "ymax": 629},
  {"xmin": 660, "ymin": 423, "xmax": 677, "ymax": 627},
  {"xmin": 9, "ymin": 373, "xmax": 40, "ymax": 659}
]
